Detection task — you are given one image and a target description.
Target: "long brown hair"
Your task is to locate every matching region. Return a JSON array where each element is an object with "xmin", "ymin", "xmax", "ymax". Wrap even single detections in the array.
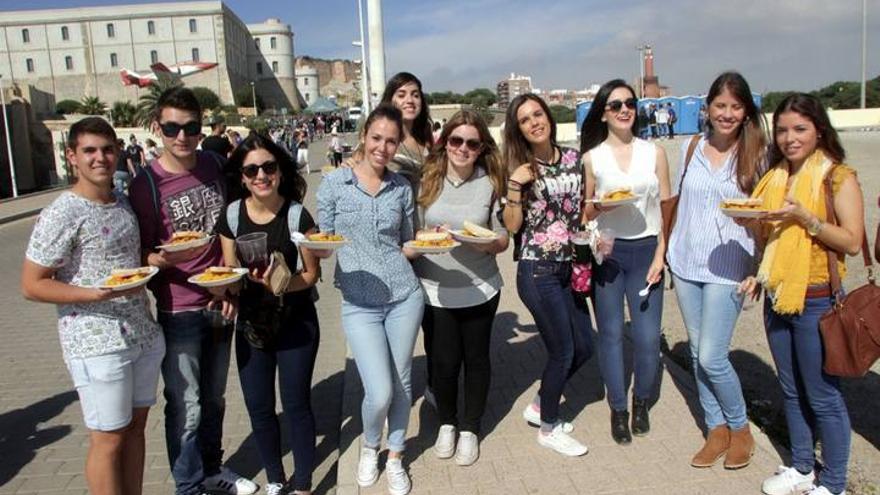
[
  {"xmin": 381, "ymin": 72, "xmax": 434, "ymax": 147},
  {"xmin": 502, "ymin": 94, "xmax": 557, "ymax": 172},
  {"xmin": 768, "ymin": 93, "xmax": 845, "ymax": 166},
  {"xmin": 418, "ymin": 110, "xmax": 506, "ymax": 208},
  {"xmin": 706, "ymin": 71, "xmax": 767, "ymax": 193}
]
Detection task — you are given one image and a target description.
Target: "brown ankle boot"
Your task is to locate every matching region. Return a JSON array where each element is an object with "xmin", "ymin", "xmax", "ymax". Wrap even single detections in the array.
[
  {"xmin": 691, "ymin": 425, "xmax": 730, "ymax": 468},
  {"xmin": 724, "ymin": 424, "xmax": 755, "ymax": 469}
]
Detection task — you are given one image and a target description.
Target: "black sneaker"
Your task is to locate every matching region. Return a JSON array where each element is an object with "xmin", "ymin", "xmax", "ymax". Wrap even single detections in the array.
[
  {"xmin": 632, "ymin": 398, "xmax": 650, "ymax": 436},
  {"xmin": 611, "ymin": 409, "xmax": 632, "ymax": 445}
]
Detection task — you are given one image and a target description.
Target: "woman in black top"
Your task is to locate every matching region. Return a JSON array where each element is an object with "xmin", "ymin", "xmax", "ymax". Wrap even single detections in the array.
[{"xmin": 214, "ymin": 134, "xmax": 320, "ymax": 495}]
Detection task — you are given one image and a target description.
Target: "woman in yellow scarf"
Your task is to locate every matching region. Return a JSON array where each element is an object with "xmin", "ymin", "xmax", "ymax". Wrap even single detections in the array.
[{"xmin": 742, "ymin": 94, "xmax": 864, "ymax": 495}]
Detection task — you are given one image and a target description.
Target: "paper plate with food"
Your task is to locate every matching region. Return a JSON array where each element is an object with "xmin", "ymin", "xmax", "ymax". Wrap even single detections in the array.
[
  {"xmin": 449, "ymin": 220, "xmax": 499, "ymax": 245},
  {"xmin": 720, "ymin": 198, "xmax": 768, "ymax": 218},
  {"xmin": 591, "ymin": 188, "xmax": 640, "ymax": 207},
  {"xmin": 299, "ymin": 232, "xmax": 349, "ymax": 250},
  {"xmin": 404, "ymin": 231, "xmax": 460, "ymax": 254},
  {"xmin": 157, "ymin": 231, "xmax": 213, "ymax": 252},
  {"xmin": 188, "ymin": 266, "xmax": 249, "ymax": 288},
  {"xmin": 98, "ymin": 266, "xmax": 159, "ymax": 291}
]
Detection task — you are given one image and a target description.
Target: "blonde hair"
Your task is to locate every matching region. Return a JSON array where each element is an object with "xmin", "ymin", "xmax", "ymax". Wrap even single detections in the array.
[{"xmin": 418, "ymin": 110, "xmax": 506, "ymax": 208}]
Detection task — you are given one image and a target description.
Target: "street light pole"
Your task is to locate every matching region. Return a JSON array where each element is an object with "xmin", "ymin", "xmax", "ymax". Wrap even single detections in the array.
[
  {"xmin": 860, "ymin": 0, "xmax": 867, "ymax": 109},
  {"xmin": 250, "ymin": 81, "xmax": 257, "ymax": 117},
  {"xmin": 636, "ymin": 44, "xmax": 647, "ymax": 99},
  {"xmin": 0, "ymin": 74, "xmax": 18, "ymax": 198},
  {"xmin": 366, "ymin": 0, "xmax": 386, "ymax": 99},
  {"xmin": 355, "ymin": 0, "xmax": 371, "ymax": 114}
]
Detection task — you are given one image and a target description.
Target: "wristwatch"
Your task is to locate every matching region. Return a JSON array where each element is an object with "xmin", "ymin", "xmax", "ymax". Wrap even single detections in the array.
[{"xmin": 806, "ymin": 216, "xmax": 824, "ymax": 237}]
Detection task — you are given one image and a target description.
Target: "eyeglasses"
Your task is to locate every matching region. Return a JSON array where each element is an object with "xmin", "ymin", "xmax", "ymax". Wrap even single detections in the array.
[
  {"xmin": 447, "ymin": 135, "xmax": 482, "ymax": 152},
  {"xmin": 241, "ymin": 161, "xmax": 279, "ymax": 178},
  {"xmin": 159, "ymin": 121, "xmax": 202, "ymax": 138},
  {"xmin": 606, "ymin": 98, "xmax": 638, "ymax": 113}
]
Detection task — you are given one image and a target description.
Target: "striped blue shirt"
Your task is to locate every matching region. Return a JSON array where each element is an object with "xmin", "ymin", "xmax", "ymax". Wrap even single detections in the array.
[
  {"xmin": 666, "ymin": 136, "xmax": 757, "ymax": 285},
  {"xmin": 317, "ymin": 167, "xmax": 420, "ymax": 306}
]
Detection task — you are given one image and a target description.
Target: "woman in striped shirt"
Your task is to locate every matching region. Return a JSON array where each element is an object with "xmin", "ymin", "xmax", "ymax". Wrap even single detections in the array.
[{"xmin": 666, "ymin": 72, "xmax": 767, "ymax": 470}]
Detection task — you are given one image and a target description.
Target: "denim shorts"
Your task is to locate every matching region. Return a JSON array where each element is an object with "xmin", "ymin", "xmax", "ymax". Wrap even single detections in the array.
[{"xmin": 65, "ymin": 336, "xmax": 165, "ymax": 431}]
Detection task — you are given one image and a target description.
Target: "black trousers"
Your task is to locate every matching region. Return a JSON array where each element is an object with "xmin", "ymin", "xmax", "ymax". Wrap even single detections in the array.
[{"xmin": 422, "ymin": 293, "xmax": 500, "ymax": 434}]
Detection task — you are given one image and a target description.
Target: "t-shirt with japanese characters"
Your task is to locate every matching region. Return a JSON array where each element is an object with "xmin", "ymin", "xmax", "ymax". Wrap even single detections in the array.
[
  {"xmin": 517, "ymin": 146, "xmax": 584, "ymax": 262},
  {"xmin": 128, "ymin": 152, "xmax": 225, "ymax": 312},
  {"xmin": 25, "ymin": 191, "xmax": 162, "ymax": 361}
]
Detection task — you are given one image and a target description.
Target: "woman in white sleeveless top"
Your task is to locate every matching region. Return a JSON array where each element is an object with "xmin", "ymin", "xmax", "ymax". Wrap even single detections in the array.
[{"xmin": 580, "ymin": 79, "xmax": 671, "ymax": 446}]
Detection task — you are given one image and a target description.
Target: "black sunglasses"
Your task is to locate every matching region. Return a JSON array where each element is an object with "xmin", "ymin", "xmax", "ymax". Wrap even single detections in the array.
[
  {"xmin": 447, "ymin": 135, "xmax": 482, "ymax": 152},
  {"xmin": 606, "ymin": 98, "xmax": 638, "ymax": 112},
  {"xmin": 159, "ymin": 121, "xmax": 202, "ymax": 138},
  {"xmin": 241, "ymin": 161, "xmax": 279, "ymax": 178}
]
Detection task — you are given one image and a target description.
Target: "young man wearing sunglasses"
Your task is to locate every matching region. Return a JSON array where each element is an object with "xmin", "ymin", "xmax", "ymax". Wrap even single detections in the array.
[{"xmin": 128, "ymin": 87, "xmax": 257, "ymax": 495}]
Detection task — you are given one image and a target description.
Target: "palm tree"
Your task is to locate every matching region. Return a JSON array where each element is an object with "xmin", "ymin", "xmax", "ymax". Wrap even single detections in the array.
[
  {"xmin": 111, "ymin": 101, "xmax": 138, "ymax": 127},
  {"xmin": 135, "ymin": 79, "xmax": 183, "ymax": 128},
  {"xmin": 79, "ymin": 96, "xmax": 107, "ymax": 116}
]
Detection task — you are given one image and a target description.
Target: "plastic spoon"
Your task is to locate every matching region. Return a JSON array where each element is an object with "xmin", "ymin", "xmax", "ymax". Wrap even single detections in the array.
[{"xmin": 638, "ymin": 282, "xmax": 652, "ymax": 298}]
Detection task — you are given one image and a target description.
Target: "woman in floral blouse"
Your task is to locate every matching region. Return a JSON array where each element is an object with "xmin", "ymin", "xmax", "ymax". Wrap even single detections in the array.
[{"xmin": 502, "ymin": 94, "xmax": 593, "ymax": 457}]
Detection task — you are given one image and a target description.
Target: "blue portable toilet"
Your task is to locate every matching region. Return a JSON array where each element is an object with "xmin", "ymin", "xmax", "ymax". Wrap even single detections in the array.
[
  {"xmin": 657, "ymin": 97, "xmax": 682, "ymax": 135},
  {"xmin": 575, "ymin": 100, "xmax": 592, "ymax": 137},
  {"xmin": 678, "ymin": 96, "xmax": 704, "ymax": 135},
  {"xmin": 751, "ymin": 92, "xmax": 763, "ymax": 111},
  {"xmin": 638, "ymin": 98, "xmax": 659, "ymax": 139}
]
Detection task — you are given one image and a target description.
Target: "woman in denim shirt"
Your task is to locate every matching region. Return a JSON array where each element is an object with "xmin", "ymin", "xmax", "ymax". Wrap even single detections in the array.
[
  {"xmin": 502, "ymin": 94, "xmax": 594, "ymax": 457},
  {"xmin": 315, "ymin": 105, "xmax": 422, "ymax": 495}
]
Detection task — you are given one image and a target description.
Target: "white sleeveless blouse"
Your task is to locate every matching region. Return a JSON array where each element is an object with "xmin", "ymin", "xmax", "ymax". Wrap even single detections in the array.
[{"xmin": 589, "ymin": 138, "xmax": 661, "ymax": 240}]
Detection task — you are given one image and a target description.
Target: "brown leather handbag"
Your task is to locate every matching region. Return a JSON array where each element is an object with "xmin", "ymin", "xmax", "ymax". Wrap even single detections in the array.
[
  {"xmin": 818, "ymin": 166, "xmax": 880, "ymax": 377},
  {"xmin": 661, "ymin": 135, "xmax": 700, "ymax": 255}
]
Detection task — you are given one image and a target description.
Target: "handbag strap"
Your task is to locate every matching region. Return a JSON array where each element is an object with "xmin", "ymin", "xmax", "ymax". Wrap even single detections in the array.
[
  {"xmin": 676, "ymin": 135, "xmax": 701, "ymax": 194},
  {"xmin": 822, "ymin": 165, "xmax": 874, "ymax": 299}
]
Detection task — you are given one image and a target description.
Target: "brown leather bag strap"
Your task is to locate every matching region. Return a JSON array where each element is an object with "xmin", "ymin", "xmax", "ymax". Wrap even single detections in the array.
[
  {"xmin": 822, "ymin": 165, "xmax": 873, "ymax": 297},
  {"xmin": 676, "ymin": 135, "xmax": 700, "ymax": 194}
]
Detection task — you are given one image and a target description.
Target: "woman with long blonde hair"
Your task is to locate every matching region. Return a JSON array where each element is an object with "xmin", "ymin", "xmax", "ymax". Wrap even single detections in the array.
[{"xmin": 414, "ymin": 110, "xmax": 508, "ymax": 466}]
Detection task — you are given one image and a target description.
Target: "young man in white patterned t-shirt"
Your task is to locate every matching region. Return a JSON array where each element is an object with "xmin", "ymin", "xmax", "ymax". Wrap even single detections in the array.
[{"xmin": 21, "ymin": 117, "xmax": 165, "ymax": 495}]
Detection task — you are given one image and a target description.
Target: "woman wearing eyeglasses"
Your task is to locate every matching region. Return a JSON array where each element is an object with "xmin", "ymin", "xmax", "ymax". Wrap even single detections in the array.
[
  {"xmin": 503, "ymin": 94, "xmax": 593, "ymax": 457},
  {"xmin": 580, "ymin": 79, "xmax": 671, "ymax": 445},
  {"xmin": 214, "ymin": 134, "xmax": 321, "ymax": 495},
  {"xmin": 413, "ymin": 110, "xmax": 509, "ymax": 466}
]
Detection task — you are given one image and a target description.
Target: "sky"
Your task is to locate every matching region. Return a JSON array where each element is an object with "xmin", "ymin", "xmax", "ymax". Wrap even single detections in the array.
[{"xmin": 3, "ymin": 0, "xmax": 880, "ymax": 95}]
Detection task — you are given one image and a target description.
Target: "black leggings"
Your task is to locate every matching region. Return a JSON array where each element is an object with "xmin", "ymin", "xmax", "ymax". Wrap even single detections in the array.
[
  {"xmin": 236, "ymin": 306, "xmax": 319, "ymax": 491},
  {"xmin": 422, "ymin": 293, "xmax": 500, "ymax": 434}
]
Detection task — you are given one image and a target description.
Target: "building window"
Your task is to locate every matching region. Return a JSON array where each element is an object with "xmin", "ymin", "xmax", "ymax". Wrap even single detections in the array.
[
  {"xmin": 255, "ymin": 38, "xmax": 260, "ymax": 50},
  {"xmin": 270, "ymin": 37, "xmax": 276, "ymax": 49},
  {"xmin": 304, "ymin": 78, "xmax": 308, "ymax": 86},
  {"xmin": 61, "ymin": 26, "xmax": 69, "ymax": 41},
  {"xmin": 150, "ymin": 50, "xmax": 158, "ymax": 64},
  {"xmin": 65, "ymin": 56, "xmax": 73, "ymax": 70},
  {"xmin": 189, "ymin": 19, "xmax": 197, "ymax": 33},
  {"xmin": 110, "ymin": 53, "xmax": 118, "ymax": 67},
  {"xmin": 22, "ymin": 29, "xmax": 30, "ymax": 43},
  {"xmin": 272, "ymin": 61, "xmax": 278, "ymax": 73},
  {"xmin": 147, "ymin": 20, "xmax": 155, "ymax": 35},
  {"xmin": 106, "ymin": 23, "xmax": 115, "ymax": 38},
  {"xmin": 26, "ymin": 58, "xmax": 34, "ymax": 73},
  {"xmin": 306, "ymin": 94, "xmax": 310, "ymax": 102},
  {"xmin": 191, "ymin": 48, "xmax": 199, "ymax": 62},
  {"xmin": 256, "ymin": 62, "xmax": 263, "ymax": 75}
]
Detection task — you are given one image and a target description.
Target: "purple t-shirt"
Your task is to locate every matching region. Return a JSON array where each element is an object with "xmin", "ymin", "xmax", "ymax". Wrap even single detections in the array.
[{"xmin": 129, "ymin": 152, "xmax": 225, "ymax": 311}]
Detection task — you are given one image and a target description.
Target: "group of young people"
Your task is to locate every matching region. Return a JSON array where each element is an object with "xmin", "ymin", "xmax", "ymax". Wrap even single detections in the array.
[{"xmin": 22, "ymin": 67, "xmax": 865, "ymax": 495}]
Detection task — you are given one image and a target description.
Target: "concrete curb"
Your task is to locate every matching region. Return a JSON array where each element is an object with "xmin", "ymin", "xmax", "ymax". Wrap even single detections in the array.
[
  {"xmin": 0, "ymin": 208, "xmax": 45, "ymax": 226},
  {"xmin": 0, "ymin": 186, "xmax": 70, "ymax": 225}
]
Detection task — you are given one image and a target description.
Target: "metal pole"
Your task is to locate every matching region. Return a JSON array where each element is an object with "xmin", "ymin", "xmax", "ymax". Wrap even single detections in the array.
[
  {"xmin": 861, "ymin": 0, "xmax": 867, "ymax": 109},
  {"xmin": 356, "ymin": 0, "xmax": 371, "ymax": 114},
  {"xmin": 0, "ymin": 75, "xmax": 17, "ymax": 198},
  {"xmin": 250, "ymin": 81, "xmax": 257, "ymax": 117},
  {"xmin": 636, "ymin": 45, "xmax": 645, "ymax": 99},
  {"xmin": 366, "ymin": 0, "xmax": 386, "ymax": 99}
]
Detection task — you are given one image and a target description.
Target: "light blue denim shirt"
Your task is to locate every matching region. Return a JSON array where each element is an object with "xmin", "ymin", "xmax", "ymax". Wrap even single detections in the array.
[
  {"xmin": 317, "ymin": 167, "xmax": 420, "ymax": 306},
  {"xmin": 667, "ymin": 136, "xmax": 757, "ymax": 285}
]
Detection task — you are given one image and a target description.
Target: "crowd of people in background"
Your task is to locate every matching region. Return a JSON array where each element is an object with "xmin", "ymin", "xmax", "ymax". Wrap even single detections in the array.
[{"xmin": 20, "ymin": 66, "xmax": 871, "ymax": 495}]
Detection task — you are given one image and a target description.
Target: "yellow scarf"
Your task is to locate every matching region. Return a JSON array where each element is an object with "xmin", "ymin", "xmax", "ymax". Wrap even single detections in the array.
[{"xmin": 753, "ymin": 150, "xmax": 832, "ymax": 314}]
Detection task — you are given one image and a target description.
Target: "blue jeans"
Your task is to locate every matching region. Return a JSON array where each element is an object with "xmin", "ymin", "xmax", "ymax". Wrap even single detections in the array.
[
  {"xmin": 517, "ymin": 260, "xmax": 593, "ymax": 425},
  {"xmin": 342, "ymin": 288, "xmax": 424, "ymax": 452},
  {"xmin": 673, "ymin": 275, "xmax": 748, "ymax": 430},
  {"xmin": 113, "ymin": 171, "xmax": 131, "ymax": 193},
  {"xmin": 593, "ymin": 236, "xmax": 663, "ymax": 411},
  {"xmin": 236, "ymin": 304, "xmax": 319, "ymax": 491},
  {"xmin": 158, "ymin": 309, "xmax": 233, "ymax": 495},
  {"xmin": 765, "ymin": 296, "xmax": 851, "ymax": 494}
]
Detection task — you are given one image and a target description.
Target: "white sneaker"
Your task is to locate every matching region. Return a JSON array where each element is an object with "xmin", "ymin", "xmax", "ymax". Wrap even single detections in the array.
[
  {"xmin": 356, "ymin": 446, "xmax": 380, "ymax": 487},
  {"xmin": 537, "ymin": 424, "xmax": 588, "ymax": 457},
  {"xmin": 806, "ymin": 487, "xmax": 845, "ymax": 495},
  {"xmin": 423, "ymin": 387, "xmax": 437, "ymax": 409},
  {"xmin": 455, "ymin": 431, "xmax": 479, "ymax": 466},
  {"xmin": 385, "ymin": 457, "xmax": 411, "ymax": 495},
  {"xmin": 264, "ymin": 482, "xmax": 285, "ymax": 495},
  {"xmin": 522, "ymin": 403, "xmax": 574, "ymax": 433},
  {"xmin": 762, "ymin": 466, "xmax": 816, "ymax": 495},
  {"xmin": 202, "ymin": 467, "xmax": 258, "ymax": 495},
  {"xmin": 434, "ymin": 424, "xmax": 456, "ymax": 459}
]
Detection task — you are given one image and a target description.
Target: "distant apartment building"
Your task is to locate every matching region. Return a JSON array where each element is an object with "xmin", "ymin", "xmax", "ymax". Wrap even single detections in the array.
[
  {"xmin": 496, "ymin": 72, "xmax": 532, "ymax": 108},
  {"xmin": 0, "ymin": 1, "xmax": 301, "ymax": 111}
]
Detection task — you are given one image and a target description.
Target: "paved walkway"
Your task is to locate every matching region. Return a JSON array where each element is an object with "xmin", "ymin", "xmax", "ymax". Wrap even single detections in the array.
[{"xmin": 0, "ymin": 142, "xmax": 785, "ymax": 495}]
